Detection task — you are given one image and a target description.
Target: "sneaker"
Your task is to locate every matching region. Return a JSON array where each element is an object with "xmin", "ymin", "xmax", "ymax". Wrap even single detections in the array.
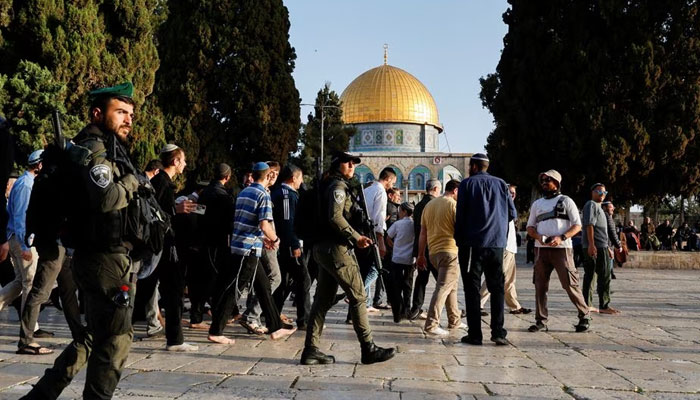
[
  {"xmin": 418, "ymin": 310, "xmax": 428, "ymax": 319},
  {"xmin": 491, "ymin": 337, "xmax": 509, "ymax": 346},
  {"xmin": 146, "ymin": 328, "xmax": 165, "ymax": 338},
  {"xmin": 166, "ymin": 342, "xmax": 199, "ymax": 352},
  {"xmin": 528, "ymin": 322, "xmax": 548, "ymax": 332},
  {"xmin": 448, "ymin": 322, "xmax": 468, "ymax": 330},
  {"xmin": 575, "ymin": 318, "xmax": 590, "ymax": 333},
  {"xmin": 425, "ymin": 326, "xmax": 449, "ymax": 336}
]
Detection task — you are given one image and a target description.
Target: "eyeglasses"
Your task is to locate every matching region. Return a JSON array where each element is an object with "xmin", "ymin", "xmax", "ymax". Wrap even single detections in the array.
[{"xmin": 595, "ymin": 190, "xmax": 608, "ymax": 195}]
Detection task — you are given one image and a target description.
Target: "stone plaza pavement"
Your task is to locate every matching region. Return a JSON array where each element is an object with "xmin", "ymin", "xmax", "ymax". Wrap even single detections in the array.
[{"xmin": 0, "ymin": 259, "xmax": 699, "ymax": 399}]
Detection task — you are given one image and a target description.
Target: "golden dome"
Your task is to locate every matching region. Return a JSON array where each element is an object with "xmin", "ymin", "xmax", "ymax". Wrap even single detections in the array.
[{"xmin": 340, "ymin": 64, "xmax": 442, "ymax": 132}]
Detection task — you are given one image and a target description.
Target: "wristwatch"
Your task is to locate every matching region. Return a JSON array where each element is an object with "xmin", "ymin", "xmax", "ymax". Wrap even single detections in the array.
[{"xmin": 560, "ymin": 234, "xmax": 567, "ymax": 241}]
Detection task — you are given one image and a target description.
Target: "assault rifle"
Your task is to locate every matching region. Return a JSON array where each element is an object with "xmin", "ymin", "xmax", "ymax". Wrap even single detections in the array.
[{"xmin": 51, "ymin": 109, "xmax": 65, "ymax": 150}]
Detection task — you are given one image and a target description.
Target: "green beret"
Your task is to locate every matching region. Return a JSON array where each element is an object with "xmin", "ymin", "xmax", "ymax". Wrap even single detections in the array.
[{"xmin": 88, "ymin": 82, "xmax": 134, "ymax": 102}]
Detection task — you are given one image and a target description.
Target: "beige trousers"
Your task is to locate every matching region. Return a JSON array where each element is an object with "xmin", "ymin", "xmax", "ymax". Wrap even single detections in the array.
[
  {"xmin": 0, "ymin": 236, "xmax": 39, "ymax": 313},
  {"xmin": 480, "ymin": 250, "xmax": 521, "ymax": 311},
  {"xmin": 424, "ymin": 252, "xmax": 461, "ymax": 330}
]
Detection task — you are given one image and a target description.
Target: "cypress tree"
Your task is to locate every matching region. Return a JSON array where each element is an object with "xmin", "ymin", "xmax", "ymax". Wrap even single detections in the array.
[
  {"xmin": 481, "ymin": 0, "xmax": 700, "ymax": 204},
  {"xmin": 157, "ymin": 0, "xmax": 300, "ymax": 182},
  {"xmin": 0, "ymin": 0, "xmax": 164, "ymax": 167}
]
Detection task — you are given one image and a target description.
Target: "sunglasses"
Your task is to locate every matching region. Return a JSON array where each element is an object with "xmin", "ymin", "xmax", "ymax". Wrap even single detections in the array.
[{"xmin": 594, "ymin": 189, "xmax": 608, "ymax": 195}]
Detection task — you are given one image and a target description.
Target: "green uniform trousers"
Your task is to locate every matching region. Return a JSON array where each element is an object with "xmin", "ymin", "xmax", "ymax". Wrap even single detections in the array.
[
  {"xmin": 305, "ymin": 241, "xmax": 373, "ymax": 349},
  {"xmin": 582, "ymin": 247, "xmax": 612, "ymax": 309},
  {"xmin": 23, "ymin": 251, "xmax": 134, "ymax": 400}
]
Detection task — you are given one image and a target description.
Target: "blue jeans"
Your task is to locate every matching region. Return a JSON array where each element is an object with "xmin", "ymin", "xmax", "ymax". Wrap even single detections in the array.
[{"xmin": 363, "ymin": 265, "xmax": 378, "ymax": 307}]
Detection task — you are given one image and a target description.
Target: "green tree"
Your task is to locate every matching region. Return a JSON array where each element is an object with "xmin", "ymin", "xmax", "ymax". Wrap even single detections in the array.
[
  {"xmin": 481, "ymin": 0, "xmax": 700, "ymax": 205},
  {"xmin": 0, "ymin": 0, "xmax": 165, "ymax": 167},
  {"xmin": 0, "ymin": 61, "xmax": 81, "ymax": 159},
  {"xmin": 157, "ymin": 0, "xmax": 300, "ymax": 182},
  {"xmin": 296, "ymin": 83, "xmax": 356, "ymax": 176}
]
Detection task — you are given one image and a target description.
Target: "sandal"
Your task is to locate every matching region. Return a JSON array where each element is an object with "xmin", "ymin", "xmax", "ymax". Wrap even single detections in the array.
[
  {"xmin": 16, "ymin": 344, "xmax": 54, "ymax": 355},
  {"xmin": 238, "ymin": 320, "xmax": 268, "ymax": 335}
]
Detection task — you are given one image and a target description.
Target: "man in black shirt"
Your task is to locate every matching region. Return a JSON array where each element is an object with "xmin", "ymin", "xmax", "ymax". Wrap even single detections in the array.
[{"xmin": 191, "ymin": 163, "xmax": 236, "ymax": 328}]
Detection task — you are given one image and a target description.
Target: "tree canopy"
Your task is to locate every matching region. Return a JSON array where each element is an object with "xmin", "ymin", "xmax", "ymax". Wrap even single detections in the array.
[
  {"xmin": 157, "ymin": 0, "xmax": 300, "ymax": 183},
  {"xmin": 482, "ymin": 0, "xmax": 700, "ymax": 205},
  {"xmin": 295, "ymin": 83, "xmax": 356, "ymax": 177},
  {"xmin": 0, "ymin": 0, "xmax": 300, "ymax": 181},
  {"xmin": 0, "ymin": 0, "xmax": 165, "ymax": 168}
]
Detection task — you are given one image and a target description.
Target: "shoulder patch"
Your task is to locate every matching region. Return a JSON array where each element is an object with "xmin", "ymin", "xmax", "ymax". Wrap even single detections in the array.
[
  {"xmin": 89, "ymin": 164, "xmax": 112, "ymax": 189},
  {"xmin": 333, "ymin": 189, "xmax": 346, "ymax": 204}
]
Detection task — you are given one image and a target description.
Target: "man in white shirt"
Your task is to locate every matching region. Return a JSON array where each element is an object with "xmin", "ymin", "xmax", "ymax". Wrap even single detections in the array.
[
  {"xmin": 526, "ymin": 170, "xmax": 590, "ymax": 333},
  {"xmin": 358, "ymin": 168, "xmax": 396, "ymax": 311},
  {"xmin": 479, "ymin": 185, "xmax": 531, "ymax": 314}
]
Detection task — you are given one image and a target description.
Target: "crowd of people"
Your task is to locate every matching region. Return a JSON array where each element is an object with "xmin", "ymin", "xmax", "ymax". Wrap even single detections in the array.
[{"xmin": 0, "ymin": 81, "xmax": 690, "ymax": 399}]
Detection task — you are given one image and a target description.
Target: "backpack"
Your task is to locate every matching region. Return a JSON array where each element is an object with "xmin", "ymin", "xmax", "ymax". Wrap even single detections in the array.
[
  {"xmin": 294, "ymin": 183, "xmax": 321, "ymax": 245},
  {"xmin": 25, "ymin": 133, "xmax": 169, "ymax": 262},
  {"xmin": 123, "ymin": 178, "xmax": 170, "ymax": 261},
  {"xmin": 25, "ymin": 142, "xmax": 90, "ymax": 253}
]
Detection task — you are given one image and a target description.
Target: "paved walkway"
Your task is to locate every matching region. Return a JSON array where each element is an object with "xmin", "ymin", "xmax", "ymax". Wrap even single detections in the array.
[{"xmin": 0, "ymin": 259, "xmax": 699, "ymax": 399}]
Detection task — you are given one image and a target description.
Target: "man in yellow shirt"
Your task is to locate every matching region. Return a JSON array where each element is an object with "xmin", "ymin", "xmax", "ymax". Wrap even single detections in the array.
[{"xmin": 416, "ymin": 180, "xmax": 465, "ymax": 336}]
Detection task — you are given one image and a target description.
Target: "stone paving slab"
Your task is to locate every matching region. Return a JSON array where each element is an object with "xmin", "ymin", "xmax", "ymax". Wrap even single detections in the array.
[{"xmin": 0, "ymin": 261, "xmax": 699, "ymax": 399}]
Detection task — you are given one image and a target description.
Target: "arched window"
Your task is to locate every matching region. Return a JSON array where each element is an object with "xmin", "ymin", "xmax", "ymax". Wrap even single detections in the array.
[
  {"xmin": 354, "ymin": 165, "xmax": 373, "ymax": 185},
  {"xmin": 408, "ymin": 165, "xmax": 431, "ymax": 191},
  {"xmin": 439, "ymin": 165, "xmax": 463, "ymax": 186}
]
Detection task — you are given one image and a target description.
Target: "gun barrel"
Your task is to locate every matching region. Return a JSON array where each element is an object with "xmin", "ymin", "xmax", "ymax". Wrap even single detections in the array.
[{"xmin": 52, "ymin": 109, "xmax": 64, "ymax": 149}]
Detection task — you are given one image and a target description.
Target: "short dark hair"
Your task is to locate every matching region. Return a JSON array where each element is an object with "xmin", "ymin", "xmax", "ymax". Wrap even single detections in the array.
[
  {"xmin": 279, "ymin": 164, "xmax": 301, "ymax": 183},
  {"xmin": 469, "ymin": 158, "xmax": 489, "ymax": 171},
  {"xmin": 379, "ymin": 167, "xmax": 396, "ymax": 181},
  {"xmin": 387, "ymin": 187, "xmax": 400, "ymax": 196},
  {"xmin": 145, "ymin": 159, "xmax": 163, "ymax": 172},
  {"xmin": 160, "ymin": 148, "xmax": 185, "ymax": 167},
  {"xmin": 89, "ymin": 95, "xmax": 135, "ymax": 117},
  {"xmin": 252, "ymin": 168, "xmax": 269, "ymax": 181},
  {"xmin": 445, "ymin": 179, "xmax": 460, "ymax": 193}
]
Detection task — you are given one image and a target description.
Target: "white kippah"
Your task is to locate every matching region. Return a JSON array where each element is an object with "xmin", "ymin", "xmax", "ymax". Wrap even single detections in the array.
[
  {"xmin": 471, "ymin": 153, "xmax": 489, "ymax": 162},
  {"xmin": 161, "ymin": 143, "xmax": 180, "ymax": 153}
]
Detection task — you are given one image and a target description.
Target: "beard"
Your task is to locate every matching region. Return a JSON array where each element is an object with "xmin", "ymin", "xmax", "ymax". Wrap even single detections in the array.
[{"xmin": 541, "ymin": 187, "xmax": 561, "ymax": 199}]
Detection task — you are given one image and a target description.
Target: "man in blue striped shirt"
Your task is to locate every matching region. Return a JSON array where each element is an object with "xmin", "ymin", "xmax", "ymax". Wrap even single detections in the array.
[{"xmin": 208, "ymin": 162, "xmax": 296, "ymax": 344}]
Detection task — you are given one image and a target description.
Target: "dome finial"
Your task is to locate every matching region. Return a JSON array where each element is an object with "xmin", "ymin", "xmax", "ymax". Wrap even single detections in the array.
[{"xmin": 383, "ymin": 43, "xmax": 388, "ymax": 65}]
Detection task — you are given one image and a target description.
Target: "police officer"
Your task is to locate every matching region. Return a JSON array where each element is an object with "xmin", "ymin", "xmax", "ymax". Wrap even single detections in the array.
[
  {"xmin": 301, "ymin": 151, "xmax": 396, "ymax": 365},
  {"xmin": 23, "ymin": 82, "xmax": 141, "ymax": 399}
]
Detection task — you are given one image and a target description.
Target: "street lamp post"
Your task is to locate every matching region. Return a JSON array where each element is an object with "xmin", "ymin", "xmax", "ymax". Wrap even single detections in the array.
[{"xmin": 301, "ymin": 102, "xmax": 341, "ymax": 172}]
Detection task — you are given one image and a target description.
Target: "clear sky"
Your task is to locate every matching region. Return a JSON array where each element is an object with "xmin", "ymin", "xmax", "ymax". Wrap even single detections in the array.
[{"xmin": 287, "ymin": 0, "xmax": 510, "ymax": 154}]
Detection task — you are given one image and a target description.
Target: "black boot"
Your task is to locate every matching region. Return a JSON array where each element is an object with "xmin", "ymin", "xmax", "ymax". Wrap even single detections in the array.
[
  {"xmin": 300, "ymin": 346, "xmax": 335, "ymax": 365},
  {"xmin": 360, "ymin": 342, "xmax": 396, "ymax": 365}
]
